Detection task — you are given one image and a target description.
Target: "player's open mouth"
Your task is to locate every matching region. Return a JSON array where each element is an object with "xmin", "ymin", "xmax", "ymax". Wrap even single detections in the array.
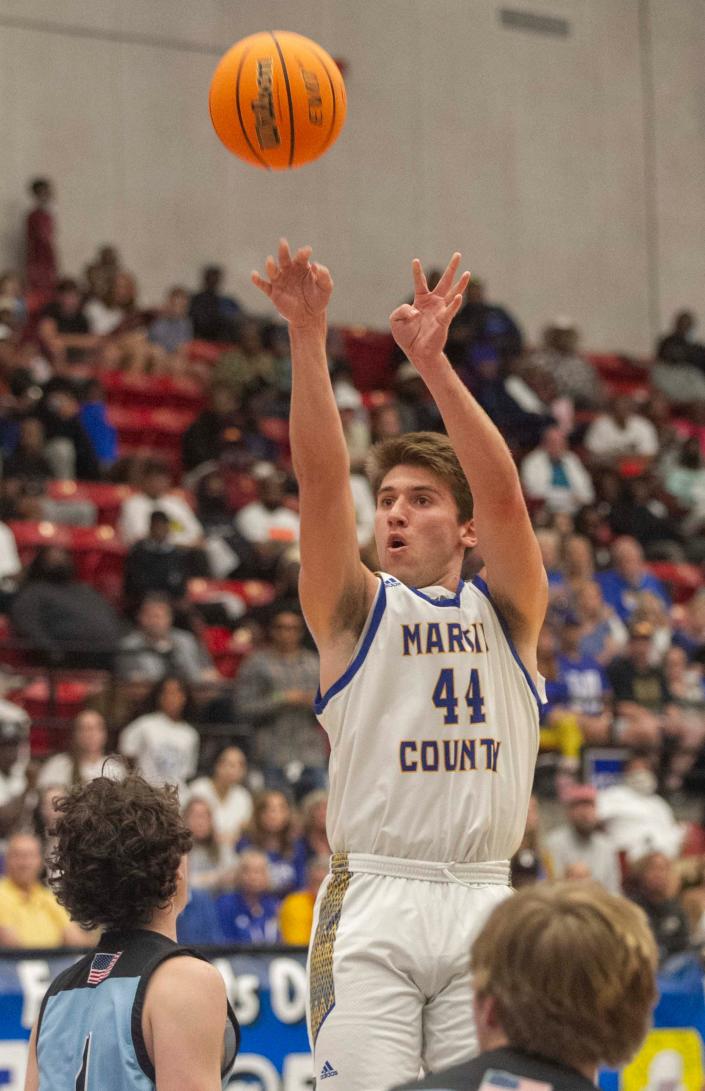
[{"xmin": 388, "ymin": 536, "xmax": 407, "ymax": 553}]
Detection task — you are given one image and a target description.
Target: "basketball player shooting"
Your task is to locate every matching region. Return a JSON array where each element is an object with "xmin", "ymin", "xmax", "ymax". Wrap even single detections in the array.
[{"xmin": 252, "ymin": 241, "xmax": 548, "ymax": 1090}]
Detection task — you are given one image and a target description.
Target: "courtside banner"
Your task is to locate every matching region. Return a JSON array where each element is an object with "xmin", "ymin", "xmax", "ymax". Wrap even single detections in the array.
[
  {"xmin": 0, "ymin": 947, "xmax": 311, "ymax": 1090},
  {"xmin": 0, "ymin": 950, "xmax": 702, "ymax": 1090}
]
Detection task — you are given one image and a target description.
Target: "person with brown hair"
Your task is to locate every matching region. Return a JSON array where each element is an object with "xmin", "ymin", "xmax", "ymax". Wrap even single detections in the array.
[
  {"xmin": 24, "ymin": 775, "xmax": 239, "ymax": 1091},
  {"xmin": 252, "ymin": 242, "xmax": 547, "ymax": 1087},
  {"xmin": 393, "ymin": 880, "xmax": 658, "ymax": 1090}
]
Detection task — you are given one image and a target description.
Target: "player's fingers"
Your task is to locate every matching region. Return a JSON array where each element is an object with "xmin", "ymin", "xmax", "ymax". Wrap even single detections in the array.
[
  {"xmin": 443, "ymin": 293, "xmax": 464, "ymax": 324},
  {"xmin": 390, "ymin": 303, "xmax": 416, "ymax": 323},
  {"xmin": 294, "ymin": 245, "xmax": 313, "ymax": 265},
  {"xmin": 445, "ymin": 270, "xmax": 471, "ymax": 303},
  {"xmin": 435, "ymin": 252, "xmax": 461, "ymax": 296},
  {"xmin": 278, "ymin": 238, "xmax": 293, "ymax": 267},
  {"xmin": 411, "ymin": 259, "xmax": 428, "ymax": 296},
  {"xmin": 251, "ymin": 272, "xmax": 273, "ymax": 297},
  {"xmin": 265, "ymin": 256, "xmax": 279, "ymax": 280},
  {"xmin": 313, "ymin": 262, "xmax": 333, "ymax": 290}
]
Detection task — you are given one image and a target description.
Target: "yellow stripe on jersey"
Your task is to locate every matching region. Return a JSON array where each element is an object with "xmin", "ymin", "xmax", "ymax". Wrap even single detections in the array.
[{"xmin": 309, "ymin": 853, "xmax": 351, "ymax": 1046}]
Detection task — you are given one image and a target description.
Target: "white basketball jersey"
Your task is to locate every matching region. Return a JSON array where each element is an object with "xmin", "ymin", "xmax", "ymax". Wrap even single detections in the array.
[{"xmin": 314, "ymin": 573, "xmax": 544, "ymax": 863}]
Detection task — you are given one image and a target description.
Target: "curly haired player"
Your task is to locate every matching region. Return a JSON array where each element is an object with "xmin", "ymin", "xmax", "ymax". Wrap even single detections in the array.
[{"xmin": 24, "ymin": 775, "xmax": 239, "ymax": 1091}]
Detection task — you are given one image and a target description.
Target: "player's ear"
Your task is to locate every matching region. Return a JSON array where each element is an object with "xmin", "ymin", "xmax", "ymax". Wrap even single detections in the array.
[{"xmin": 460, "ymin": 518, "xmax": 477, "ymax": 551}]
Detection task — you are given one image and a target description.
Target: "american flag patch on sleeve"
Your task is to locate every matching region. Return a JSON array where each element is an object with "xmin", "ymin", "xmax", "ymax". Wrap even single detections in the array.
[{"xmin": 87, "ymin": 951, "xmax": 123, "ymax": 985}]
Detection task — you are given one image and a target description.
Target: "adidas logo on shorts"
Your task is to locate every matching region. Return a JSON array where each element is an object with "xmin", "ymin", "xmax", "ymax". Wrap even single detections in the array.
[{"xmin": 320, "ymin": 1060, "xmax": 339, "ymax": 1079}]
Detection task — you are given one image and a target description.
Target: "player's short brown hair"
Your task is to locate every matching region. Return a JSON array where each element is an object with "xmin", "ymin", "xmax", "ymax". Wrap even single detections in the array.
[
  {"xmin": 50, "ymin": 776, "xmax": 192, "ymax": 931},
  {"xmin": 471, "ymin": 881, "xmax": 657, "ymax": 1068},
  {"xmin": 366, "ymin": 432, "xmax": 473, "ymax": 522}
]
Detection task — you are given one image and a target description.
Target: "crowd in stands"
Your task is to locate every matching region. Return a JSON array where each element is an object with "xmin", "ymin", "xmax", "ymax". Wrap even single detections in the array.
[{"xmin": 0, "ymin": 175, "xmax": 705, "ymax": 959}]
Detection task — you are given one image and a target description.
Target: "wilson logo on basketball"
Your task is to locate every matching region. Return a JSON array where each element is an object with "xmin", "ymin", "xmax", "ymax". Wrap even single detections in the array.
[
  {"xmin": 299, "ymin": 66, "xmax": 323, "ymax": 125},
  {"xmin": 251, "ymin": 58, "xmax": 281, "ymax": 150}
]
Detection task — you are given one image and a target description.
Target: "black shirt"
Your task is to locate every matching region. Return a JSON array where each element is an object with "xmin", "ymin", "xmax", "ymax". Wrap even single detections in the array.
[
  {"xmin": 606, "ymin": 657, "xmax": 671, "ymax": 711},
  {"xmin": 392, "ymin": 1046, "xmax": 600, "ymax": 1091}
]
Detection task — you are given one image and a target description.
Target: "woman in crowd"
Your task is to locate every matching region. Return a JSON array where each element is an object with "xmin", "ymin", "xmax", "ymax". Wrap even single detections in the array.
[
  {"xmin": 37, "ymin": 709, "xmax": 124, "ymax": 791},
  {"xmin": 187, "ymin": 745, "xmax": 253, "ymax": 845},
  {"xmin": 216, "ymin": 849, "xmax": 280, "ymax": 944},
  {"xmin": 236, "ymin": 789, "xmax": 307, "ymax": 895},
  {"xmin": 182, "ymin": 796, "xmax": 237, "ymax": 892},
  {"xmin": 299, "ymin": 789, "xmax": 330, "ymax": 861},
  {"xmin": 118, "ymin": 675, "xmax": 199, "ymax": 798}
]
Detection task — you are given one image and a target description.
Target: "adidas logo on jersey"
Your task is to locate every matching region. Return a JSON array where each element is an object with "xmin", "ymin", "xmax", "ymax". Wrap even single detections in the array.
[{"xmin": 320, "ymin": 1060, "xmax": 339, "ymax": 1079}]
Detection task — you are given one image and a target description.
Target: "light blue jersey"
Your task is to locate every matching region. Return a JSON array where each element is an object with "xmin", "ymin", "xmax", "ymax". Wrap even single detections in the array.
[{"xmin": 36, "ymin": 928, "xmax": 239, "ymax": 1089}]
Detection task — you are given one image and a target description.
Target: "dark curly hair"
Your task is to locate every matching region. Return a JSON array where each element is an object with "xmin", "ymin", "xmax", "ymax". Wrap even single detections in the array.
[{"xmin": 50, "ymin": 776, "xmax": 192, "ymax": 931}]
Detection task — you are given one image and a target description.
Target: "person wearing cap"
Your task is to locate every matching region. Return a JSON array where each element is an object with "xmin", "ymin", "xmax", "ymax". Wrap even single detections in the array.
[
  {"xmin": 546, "ymin": 784, "xmax": 621, "ymax": 893},
  {"xmin": 392, "ymin": 880, "xmax": 657, "ymax": 1091}
]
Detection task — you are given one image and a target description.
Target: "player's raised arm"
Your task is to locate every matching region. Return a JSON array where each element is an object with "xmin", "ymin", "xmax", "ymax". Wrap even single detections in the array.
[
  {"xmin": 389, "ymin": 253, "xmax": 547, "ymax": 670},
  {"xmin": 252, "ymin": 241, "xmax": 377, "ymax": 649}
]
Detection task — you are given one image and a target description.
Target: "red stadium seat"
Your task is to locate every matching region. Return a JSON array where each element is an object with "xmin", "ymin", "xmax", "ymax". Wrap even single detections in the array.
[
  {"xmin": 585, "ymin": 353, "xmax": 651, "ymax": 398},
  {"xmin": 203, "ymin": 626, "xmax": 253, "ymax": 678},
  {"xmin": 186, "ymin": 340, "xmax": 231, "ymax": 364},
  {"xmin": 8, "ymin": 673, "xmax": 107, "ymax": 755},
  {"xmin": 46, "ymin": 481, "xmax": 133, "ymax": 526},
  {"xmin": 101, "ymin": 370, "xmax": 206, "ymax": 411},
  {"xmin": 8, "ymin": 521, "xmax": 127, "ymax": 603},
  {"xmin": 361, "ymin": 390, "xmax": 395, "ymax": 411}
]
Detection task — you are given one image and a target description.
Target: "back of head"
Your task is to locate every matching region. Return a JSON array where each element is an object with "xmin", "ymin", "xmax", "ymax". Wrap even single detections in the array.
[
  {"xmin": 471, "ymin": 880, "xmax": 657, "ymax": 1069},
  {"xmin": 366, "ymin": 431, "xmax": 473, "ymax": 522},
  {"xmin": 50, "ymin": 776, "xmax": 192, "ymax": 931}
]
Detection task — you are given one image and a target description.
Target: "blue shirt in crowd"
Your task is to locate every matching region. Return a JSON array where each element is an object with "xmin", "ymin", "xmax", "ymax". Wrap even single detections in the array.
[
  {"xmin": 556, "ymin": 653, "xmax": 610, "ymax": 715},
  {"xmin": 216, "ymin": 892, "xmax": 281, "ymax": 944},
  {"xmin": 596, "ymin": 569, "xmax": 670, "ymax": 623}
]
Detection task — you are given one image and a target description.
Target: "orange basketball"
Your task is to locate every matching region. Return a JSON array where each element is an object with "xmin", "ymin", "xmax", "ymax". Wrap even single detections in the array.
[{"xmin": 209, "ymin": 30, "xmax": 347, "ymax": 170}]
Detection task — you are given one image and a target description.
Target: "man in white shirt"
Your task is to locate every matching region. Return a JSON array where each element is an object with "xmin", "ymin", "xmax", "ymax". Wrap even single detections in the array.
[
  {"xmin": 546, "ymin": 784, "xmax": 621, "ymax": 893},
  {"xmin": 584, "ymin": 397, "xmax": 658, "ymax": 463},
  {"xmin": 234, "ymin": 468, "xmax": 300, "ymax": 545},
  {"xmin": 119, "ymin": 459, "xmax": 203, "ymax": 547},
  {"xmin": 520, "ymin": 426, "xmax": 595, "ymax": 514},
  {"xmin": 597, "ymin": 752, "xmax": 683, "ymax": 859}
]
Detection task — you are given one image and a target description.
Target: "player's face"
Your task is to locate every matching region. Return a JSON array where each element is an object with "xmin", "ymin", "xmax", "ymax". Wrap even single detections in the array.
[{"xmin": 375, "ymin": 465, "xmax": 476, "ymax": 589}]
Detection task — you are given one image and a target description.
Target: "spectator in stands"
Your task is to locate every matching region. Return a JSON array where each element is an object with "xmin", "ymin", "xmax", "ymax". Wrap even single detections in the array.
[
  {"xmin": 0, "ymin": 713, "xmax": 37, "ymax": 837},
  {"xmin": 656, "ymin": 310, "xmax": 705, "ymax": 370},
  {"xmin": 596, "ymin": 536, "xmax": 670, "ymax": 623},
  {"xmin": 662, "ymin": 644, "xmax": 705, "ymax": 786},
  {"xmin": 118, "ymin": 675, "xmax": 200, "ymax": 797},
  {"xmin": 584, "ymin": 397, "xmax": 658, "ymax": 464},
  {"xmin": 25, "ymin": 178, "xmax": 57, "ymax": 300},
  {"xmin": 370, "ymin": 402, "xmax": 404, "ymax": 445},
  {"xmin": 236, "ymin": 790, "xmax": 307, "ymax": 895},
  {"xmin": 216, "ymin": 848, "xmax": 280, "ymax": 944},
  {"xmin": 574, "ymin": 579, "xmax": 628, "ymax": 664},
  {"xmin": 563, "ymin": 534, "xmax": 597, "ymax": 590},
  {"xmin": 520, "ymin": 426, "xmax": 595, "ymax": 514},
  {"xmin": 510, "ymin": 795, "xmax": 552, "ymax": 887},
  {"xmin": 182, "ymin": 797, "xmax": 237, "ymax": 892},
  {"xmin": 176, "ymin": 885, "xmax": 226, "ymax": 945},
  {"xmin": 10, "ymin": 546, "xmax": 124, "ymax": 667},
  {"xmin": 83, "ymin": 244, "xmax": 120, "ymax": 302},
  {"xmin": 233, "ymin": 608, "xmax": 324, "ymax": 793},
  {"xmin": 187, "ymin": 745, "xmax": 253, "ymax": 845},
  {"xmin": 530, "ymin": 318, "xmax": 602, "ymax": 408},
  {"xmin": 545, "ymin": 784, "xmax": 621, "ymax": 893},
  {"xmin": 119, "ymin": 459, "xmax": 203, "ymax": 546},
  {"xmin": 597, "ymin": 751, "xmax": 682, "ymax": 859},
  {"xmin": 393, "ymin": 363, "xmax": 443, "ymax": 433},
  {"xmin": 194, "ymin": 470, "xmax": 260, "ymax": 579},
  {"xmin": 465, "ymin": 350, "xmax": 552, "ymax": 451},
  {"xmin": 123, "ymin": 512, "xmax": 191, "ymax": 614},
  {"xmin": 213, "ymin": 319, "xmax": 275, "ymax": 402},
  {"xmin": 0, "ymin": 832, "xmax": 85, "ymax": 947},
  {"xmin": 535, "ymin": 527, "xmax": 567, "ymax": 599},
  {"xmin": 33, "ymin": 783, "xmax": 65, "ymax": 866},
  {"xmin": 189, "ymin": 264, "xmax": 242, "ymax": 342},
  {"xmin": 37, "ymin": 709, "xmax": 124, "ymax": 791},
  {"xmin": 78, "ymin": 379, "xmax": 117, "ymax": 468},
  {"xmin": 392, "ymin": 881, "xmax": 657, "ymax": 1091},
  {"xmin": 556, "ymin": 616, "xmax": 611, "ymax": 719},
  {"xmin": 0, "ymin": 519, "xmax": 21, "ymax": 592},
  {"xmin": 300, "ymin": 789, "xmax": 331, "ymax": 861},
  {"xmin": 38, "ymin": 279, "xmax": 97, "ymax": 364},
  {"xmin": 606, "ymin": 618, "xmax": 678, "ymax": 751},
  {"xmin": 279, "ymin": 854, "xmax": 329, "ymax": 945},
  {"xmin": 538, "ymin": 625, "xmax": 608, "ymax": 752},
  {"xmin": 182, "ymin": 382, "xmax": 276, "ymax": 474},
  {"xmin": 116, "ymin": 592, "xmax": 216, "ymax": 684},
  {"xmin": 447, "ymin": 276, "xmax": 523, "ymax": 369},
  {"xmin": 148, "ymin": 286, "xmax": 193, "ymax": 355},
  {"xmin": 663, "ymin": 436, "xmax": 705, "ymax": 511},
  {"xmin": 1, "ymin": 417, "xmax": 53, "ymax": 486},
  {"xmin": 627, "ymin": 849, "xmax": 691, "ymax": 965},
  {"xmin": 673, "ymin": 588, "xmax": 705, "ymax": 658},
  {"xmin": 607, "ymin": 474, "xmax": 682, "ymax": 560},
  {"xmin": 234, "ymin": 468, "xmax": 300, "ymax": 548},
  {"xmin": 37, "ymin": 381, "xmax": 101, "ymax": 480},
  {"xmin": 335, "ymin": 382, "xmax": 372, "ymax": 472},
  {"xmin": 505, "ymin": 358, "xmax": 574, "ymax": 435}
]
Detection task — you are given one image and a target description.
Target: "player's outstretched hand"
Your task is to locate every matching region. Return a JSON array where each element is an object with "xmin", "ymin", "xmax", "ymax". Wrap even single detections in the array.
[
  {"xmin": 389, "ymin": 252, "xmax": 470, "ymax": 371},
  {"xmin": 252, "ymin": 239, "xmax": 333, "ymax": 328}
]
